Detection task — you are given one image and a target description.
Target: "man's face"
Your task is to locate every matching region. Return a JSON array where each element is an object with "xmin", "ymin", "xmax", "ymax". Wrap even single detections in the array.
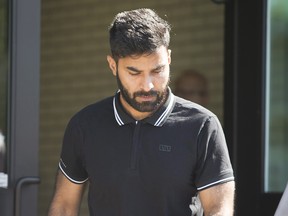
[
  {"xmin": 107, "ymin": 46, "xmax": 171, "ymax": 118},
  {"xmin": 116, "ymin": 70, "xmax": 168, "ymax": 113}
]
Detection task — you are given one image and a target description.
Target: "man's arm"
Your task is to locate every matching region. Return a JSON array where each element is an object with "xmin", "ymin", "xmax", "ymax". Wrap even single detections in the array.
[
  {"xmin": 199, "ymin": 181, "xmax": 235, "ymax": 216},
  {"xmin": 48, "ymin": 170, "xmax": 86, "ymax": 216}
]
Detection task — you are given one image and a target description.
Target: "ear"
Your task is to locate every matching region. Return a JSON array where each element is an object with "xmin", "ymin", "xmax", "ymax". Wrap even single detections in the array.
[
  {"xmin": 168, "ymin": 49, "xmax": 172, "ymax": 64},
  {"xmin": 107, "ymin": 55, "xmax": 117, "ymax": 76}
]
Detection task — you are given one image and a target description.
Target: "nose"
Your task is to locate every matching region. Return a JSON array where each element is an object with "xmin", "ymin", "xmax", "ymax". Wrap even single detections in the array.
[{"xmin": 141, "ymin": 75, "xmax": 154, "ymax": 91}]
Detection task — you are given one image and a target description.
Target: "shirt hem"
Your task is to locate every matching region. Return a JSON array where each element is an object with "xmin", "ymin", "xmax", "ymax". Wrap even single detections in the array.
[
  {"xmin": 197, "ymin": 176, "xmax": 235, "ymax": 191},
  {"xmin": 58, "ymin": 162, "xmax": 88, "ymax": 184}
]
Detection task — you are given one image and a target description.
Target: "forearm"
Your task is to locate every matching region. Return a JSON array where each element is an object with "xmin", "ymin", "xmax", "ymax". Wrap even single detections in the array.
[
  {"xmin": 48, "ymin": 201, "xmax": 79, "ymax": 216},
  {"xmin": 204, "ymin": 206, "xmax": 234, "ymax": 216},
  {"xmin": 48, "ymin": 192, "xmax": 81, "ymax": 216},
  {"xmin": 204, "ymin": 194, "xmax": 234, "ymax": 216},
  {"xmin": 48, "ymin": 209, "xmax": 77, "ymax": 216},
  {"xmin": 200, "ymin": 181, "xmax": 235, "ymax": 216},
  {"xmin": 48, "ymin": 171, "xmax": 85, "ymax": 216}
]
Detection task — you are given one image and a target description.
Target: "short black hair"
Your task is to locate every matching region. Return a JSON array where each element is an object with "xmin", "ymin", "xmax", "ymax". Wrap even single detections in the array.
[{"xmin": 109, "ymin": 8, "xmax": 171, "ymax": 61}]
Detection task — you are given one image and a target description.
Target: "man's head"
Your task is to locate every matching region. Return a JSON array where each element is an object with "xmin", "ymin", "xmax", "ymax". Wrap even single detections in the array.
[
  {"xmin": 108, "ymin": 8, "xmax": 171, "ymax": 61},
  {"xmin": 107, "ymin": 9, "xmax": 172, "ymax": 119}
]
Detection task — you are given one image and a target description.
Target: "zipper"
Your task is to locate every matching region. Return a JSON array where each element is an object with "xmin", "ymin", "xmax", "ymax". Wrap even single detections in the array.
[{"xmin": 130, "ymin": 121, "xmax": 141, "ymax": 170}]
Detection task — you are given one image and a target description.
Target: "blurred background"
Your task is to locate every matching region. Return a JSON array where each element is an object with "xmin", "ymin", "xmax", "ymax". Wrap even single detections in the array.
[{"xmin": 0, "ymin": 0, "xmax": 287, "ymax": 215}]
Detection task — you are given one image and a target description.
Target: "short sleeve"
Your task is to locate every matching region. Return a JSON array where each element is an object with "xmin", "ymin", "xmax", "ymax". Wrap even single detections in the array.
[
  {"xmin": 195, "ymin": 116, "xmax": 234, "ymax": 190},
  {"xmin": 58, "ymin": 116, "xmax": 88, "ymax": 184}
]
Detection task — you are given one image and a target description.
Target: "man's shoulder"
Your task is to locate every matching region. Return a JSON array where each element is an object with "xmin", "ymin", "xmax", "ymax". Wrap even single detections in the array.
[
  {"xmin": 72, "ymin": 96, "xmax": 114, "ymax": 122},
  {"xmin": 173, "ymin": 96, "xmax": 215, "ymax": 118}
]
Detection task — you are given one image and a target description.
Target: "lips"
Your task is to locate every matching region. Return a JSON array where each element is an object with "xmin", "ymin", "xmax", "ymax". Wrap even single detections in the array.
[
  {"xmin": 134, "ymin": 91, "xmax": 158, "ymax": 103},
  {"xmin": 134, "ymin": 91, "xmax": 157, "ymax": 97},
  {"xmin": 137, "ymin": 95, "xmax": 156, "ymax": 102}
]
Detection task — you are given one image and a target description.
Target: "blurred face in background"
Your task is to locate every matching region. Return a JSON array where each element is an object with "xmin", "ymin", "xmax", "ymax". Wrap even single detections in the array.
[{"xmin": 174, "ymin": 71, "xmax": 209, "ymax": 107}]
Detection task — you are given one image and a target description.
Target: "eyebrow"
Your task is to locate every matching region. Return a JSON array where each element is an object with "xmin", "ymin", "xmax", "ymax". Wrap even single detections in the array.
[
  {"xmin": 153, "ymin": 64, "xmax": 165, "ymax": 71},
  {"xmin": 126, "ymin": 64, "xmax": 165, "ymax": 73},
  {"xmin": 126, "ymin": 66, "xmax": 142, "ymax": 73}
]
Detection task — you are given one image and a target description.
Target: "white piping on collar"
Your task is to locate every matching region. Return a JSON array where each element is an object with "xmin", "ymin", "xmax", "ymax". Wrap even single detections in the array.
[
  {"xmin": 113, "ymin": 92, "xmax": 174, "ymax": 127},
  {"xmin": 154, "ymin": 94, "xmax": 174, "ymax": 126},
  {"xmin": 113, "ymin": 97, "xmax": 124, "ymax": 126}
]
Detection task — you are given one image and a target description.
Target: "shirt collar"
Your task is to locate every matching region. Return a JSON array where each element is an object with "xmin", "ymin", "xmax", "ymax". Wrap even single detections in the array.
[{"xmin": 113, "ymin": 88, "xmax": 175, "ymax": 127}]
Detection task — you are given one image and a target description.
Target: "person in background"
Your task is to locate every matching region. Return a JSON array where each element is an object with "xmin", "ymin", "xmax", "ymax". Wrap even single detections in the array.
[
  {"xmin": 174, "ymin": 70, "xmax": 209, "ymax": 107},
  {"xmin": 48, "ymin": 8, "xmax": 235, "ymax": 216}
]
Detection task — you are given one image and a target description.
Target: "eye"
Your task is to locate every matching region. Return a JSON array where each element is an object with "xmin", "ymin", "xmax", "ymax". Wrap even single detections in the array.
[
  {"xmin": 129, "ymin": 71, "xmax": 141, "ymax": 76},
  {"xmin": 126, "ymin": 66, "xmax": 141, "ymax": 76},
  {"xmin": 153, "ymin": 66, "xmax": 165, "ymax": 74}
]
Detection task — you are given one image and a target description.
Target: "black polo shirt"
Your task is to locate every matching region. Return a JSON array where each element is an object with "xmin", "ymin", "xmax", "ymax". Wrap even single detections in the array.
[{"xmin": 59, "ymin": 89, "xmax": 234, "ymax": 216}]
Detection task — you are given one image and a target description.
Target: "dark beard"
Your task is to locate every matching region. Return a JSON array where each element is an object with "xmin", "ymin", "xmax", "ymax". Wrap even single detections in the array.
[{"xmin": 116, "ymin": 73, "xmax": 168, "ymax": 113}]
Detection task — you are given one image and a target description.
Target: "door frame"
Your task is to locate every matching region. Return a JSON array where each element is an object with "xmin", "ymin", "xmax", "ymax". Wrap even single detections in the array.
[
  {"xmin": 224, "ymin": 0, "xmax": 282, "ymax": 215},
  {"xmin": 0, "ymin": 0, "xmax": 41, "ymax": 215}
]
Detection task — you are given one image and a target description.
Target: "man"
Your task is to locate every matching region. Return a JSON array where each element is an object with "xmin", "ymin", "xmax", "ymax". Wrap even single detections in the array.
[
  {"xmin": 174, "ymin": 70, "xmax": 209, "ymax": 107},
  {"xmin": 48, "ymin": 8, "xmax": 235, "ymax": 216}
]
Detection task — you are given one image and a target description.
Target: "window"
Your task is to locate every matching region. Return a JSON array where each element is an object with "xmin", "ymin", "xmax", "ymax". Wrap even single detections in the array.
[{"xmin": 265, "ymin": 0, "xmax": 288, "ymax": 192}]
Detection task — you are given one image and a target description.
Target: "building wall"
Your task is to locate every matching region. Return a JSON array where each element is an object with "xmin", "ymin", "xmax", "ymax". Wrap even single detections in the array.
[{"xmin": 39, "ymin": 1, "xmax": 224, "ymax": 215}]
